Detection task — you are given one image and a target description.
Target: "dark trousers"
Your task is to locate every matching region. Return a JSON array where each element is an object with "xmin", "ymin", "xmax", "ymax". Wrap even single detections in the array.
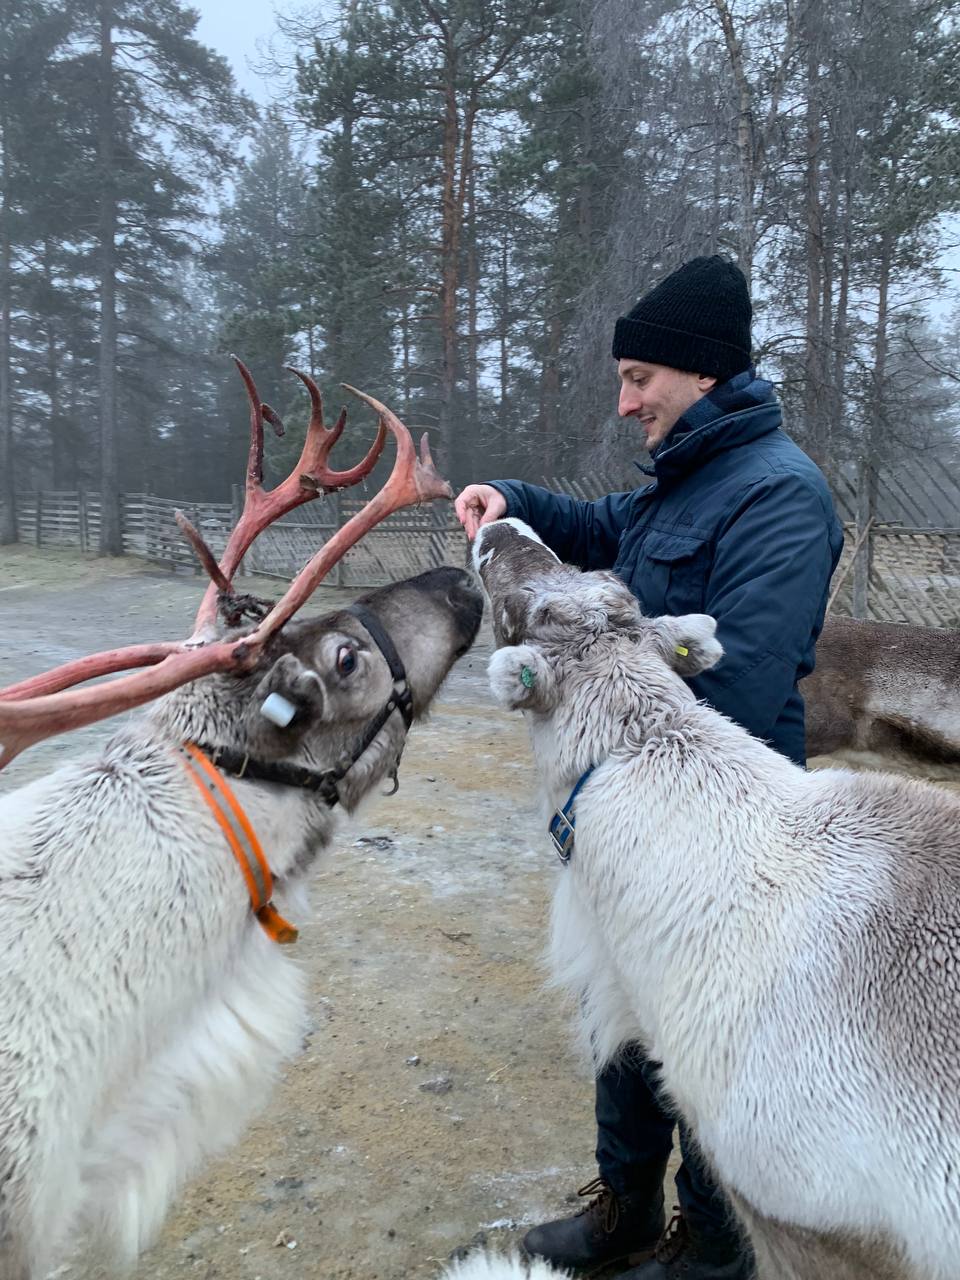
[{"xmin": 595, "ymin": 1044, "xmax": 737, "ymax": 1242}]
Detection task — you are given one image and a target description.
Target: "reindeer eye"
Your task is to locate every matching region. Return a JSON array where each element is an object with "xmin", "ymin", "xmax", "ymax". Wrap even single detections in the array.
[{"xmin": 336, "ymin": 645, "xmax": 357, "ymax": 676}]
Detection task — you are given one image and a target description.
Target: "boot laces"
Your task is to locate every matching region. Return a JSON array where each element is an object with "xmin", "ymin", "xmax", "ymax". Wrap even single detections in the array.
[
  {"xmin": 575, "ymin": 1176, "xmax": 620, "ymax": 1234},
  {"xmin": 655, "ymin": 1209, "xmax": 690, "ymax": 1265}
]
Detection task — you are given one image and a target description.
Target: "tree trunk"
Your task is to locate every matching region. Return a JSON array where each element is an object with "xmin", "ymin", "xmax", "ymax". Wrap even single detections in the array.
[
  {"xmin": 0, "ymin": 73, "xmax": 16, "ymax": 544},
  {"xmin": 802, "ymin": 8, "xmax": 826, "ymax": 466},
  {"xmin": 577, "ymin": 94, "xmax": 592, "ymax": 246},
  {"xmin": 538, "ymin": 305, "xmax": 563, "ymax": 471},
  {"xmin": 437, "ymin": 49, "xmax": 462, "ymax": 475},
  {"xmin": 830, "ymin": 166, "xmax": 852, "ymax": 438},
  {"xmin": 399, "ymin": 205, "xmax": 413, "ymax": 422},
  {"xmin": 871, "ymin": 228, "xmax": 892, "ymax": 455},
  {"xmin": 854, "ymin": 227, "xmax": 893, "ymax": 618},
  {"xmin": 43, "ymin": 239, "xmax": 71, "ymax": 489},
  {"xmin": 712, "ymin": 0, "xmax": 756, "ymax": 282},
  {"xmin": 466, "ymin": 163, "xmax": 479, "ymax": 436},
  {"xmin": 97, "ymin": 0, "xmax": 122, "ymax": 554},
  {"xmin": 498, "ymin": 224, "xmax": 509, "ymax": 436}
]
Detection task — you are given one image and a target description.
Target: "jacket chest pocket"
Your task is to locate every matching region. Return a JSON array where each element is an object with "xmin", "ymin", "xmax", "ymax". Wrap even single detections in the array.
[{"xmin": 634, "ymin": 531, "xmax": 711, "ymax": 616}]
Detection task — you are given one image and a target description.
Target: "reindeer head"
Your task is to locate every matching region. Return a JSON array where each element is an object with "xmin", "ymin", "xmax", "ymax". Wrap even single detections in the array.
[
  {"xmin": 0, "ymin": 361, "xmax": 475, "ymax": 776},
  {"xmin": 152, "ymin": 566, "xmax": 482, "ymax": 811},
  {"xmin": 473, "ymin": 519, "xmax": 722, "ymax": 774}
]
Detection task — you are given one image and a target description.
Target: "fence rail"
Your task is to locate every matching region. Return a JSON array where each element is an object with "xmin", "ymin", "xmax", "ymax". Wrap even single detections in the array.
[
  {"xmin": 544, "ymin": 468, "xmax": 960, "ymax": 630},
  {"xmin": 2, "ymin": 466, "xmax": 958, "ymax": 628},
  {"xmin": 0, "ymin": 489, "xmax": 467, "ymax": 589}
]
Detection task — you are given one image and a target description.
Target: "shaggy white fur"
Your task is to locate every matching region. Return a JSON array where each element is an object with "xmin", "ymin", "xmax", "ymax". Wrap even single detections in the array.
[
  {"xmin": 475, "ymin": 518, "xmax": 960, "ymax": 1280},
  {"xmin": 440, "ymin": 1251, "xmax": 568, "ymax": 1280},
  {"xmin": 0, "ymin": 568, "xmax": 481, "ymax": 1280}
]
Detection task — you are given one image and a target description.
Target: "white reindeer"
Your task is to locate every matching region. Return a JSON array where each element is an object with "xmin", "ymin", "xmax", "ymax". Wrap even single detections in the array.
[
  {"xmin": 0, "ymin": 365, "xmax": 482, "ymax": 1280},
  {"xmin": 470, "ymin": 516, "xmax": 960, "ymax": 1280}
]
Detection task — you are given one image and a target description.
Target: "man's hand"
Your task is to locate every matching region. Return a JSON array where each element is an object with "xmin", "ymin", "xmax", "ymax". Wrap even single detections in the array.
[{"xmin": 454, "ymin": 484, "xmax": 507, "ymax": 541}]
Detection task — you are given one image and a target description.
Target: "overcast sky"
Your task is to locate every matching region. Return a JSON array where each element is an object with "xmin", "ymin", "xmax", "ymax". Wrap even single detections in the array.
[
  {"xmin": 193, "ymin": 0, "xmax": 279, "ymax": 104},
  {"xmin": 188, "ymin": 1, "xmax": 958, "ymax": 326}
]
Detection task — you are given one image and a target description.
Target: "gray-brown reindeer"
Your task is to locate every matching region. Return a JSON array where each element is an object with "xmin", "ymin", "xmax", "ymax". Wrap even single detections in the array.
[
  {"xmin": 0, "ymin": 362, "xmax": 482, "ymax": 1280},
  {"xmin": 467, "ymin": 516, "xmax": 960, "ymax": 1280}
]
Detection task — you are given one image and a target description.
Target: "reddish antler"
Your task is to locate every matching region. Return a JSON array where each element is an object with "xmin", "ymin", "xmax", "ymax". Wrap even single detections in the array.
[
  {"xmin": 190, "ymin": 358, "xmax": 388, "ymax": 641},
  {"xmin": 0, "ymin": 368, "xmax": 451, "ymax": 771}
]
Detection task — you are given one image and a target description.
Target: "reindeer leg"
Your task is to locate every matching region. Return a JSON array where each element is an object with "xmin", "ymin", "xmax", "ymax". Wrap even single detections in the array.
[{"xmin": 732, "ymin": 1196, "xmax": 913, "ymax": 1280}]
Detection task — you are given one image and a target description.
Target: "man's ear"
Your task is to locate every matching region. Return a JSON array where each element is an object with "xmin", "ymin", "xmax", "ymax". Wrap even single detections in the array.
[
  {"xmin": 487, "ymin": 644, "xmax": 557, "ymax": 712},
  {"xmin": 647, "ymin": 614, "xmax": 723, "ymax": 676}
]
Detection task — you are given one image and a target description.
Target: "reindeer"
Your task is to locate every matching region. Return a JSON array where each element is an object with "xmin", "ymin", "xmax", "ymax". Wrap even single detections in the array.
[
  {"xmin": 806, "ymin": 615, "xmax": 960, "ymax": 766},
  {"xmin": 470, "ymin": 516, "xmax": 960, "ymax": 1280},
  {"xmin": 0, "ymin": 361, "xmax": 482, "ymax": 1280}
]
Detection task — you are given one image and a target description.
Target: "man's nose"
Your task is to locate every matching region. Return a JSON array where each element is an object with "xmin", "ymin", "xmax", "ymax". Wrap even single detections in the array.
[{"xmin": 618, "ymin": 385, "xmax": 639, "ymax": 418}]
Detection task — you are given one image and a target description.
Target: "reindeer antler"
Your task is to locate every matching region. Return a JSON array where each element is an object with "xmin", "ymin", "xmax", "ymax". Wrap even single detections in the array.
[
  {"xmin": 189, "ymin": 358, "xmax": 388, "ymax": 641},
  {"xmin": 0, "ymin": 363, "xmax": 451, "ymax": 772}
]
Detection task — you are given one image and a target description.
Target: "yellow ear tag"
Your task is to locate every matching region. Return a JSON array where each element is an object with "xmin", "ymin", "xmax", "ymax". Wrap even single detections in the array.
[{"xmin": 675, "ymin": 645, "xmax": 689, "ymax": 657}]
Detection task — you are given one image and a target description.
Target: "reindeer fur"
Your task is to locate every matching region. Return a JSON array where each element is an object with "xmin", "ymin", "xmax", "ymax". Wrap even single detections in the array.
[
  {"xmin": 0, "ymin": 567, "xmax": 481, "ymax": 1280},
  {"xmin": 806, "ymin": 614, "xmax": 960, "ymax": 764},
  {"xmin": 441, "ymin": 1252, "xmax": 569, "ymax": 1280},
  {"xmin": 475, "ymin": 519, "xmax": 960, "ymax": 1280}
]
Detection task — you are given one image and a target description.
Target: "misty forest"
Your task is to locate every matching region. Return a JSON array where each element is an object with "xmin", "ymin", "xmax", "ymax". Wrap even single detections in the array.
[{"xmin": 1, "ymin": 0, "xmax": 959, "ymax": 555}]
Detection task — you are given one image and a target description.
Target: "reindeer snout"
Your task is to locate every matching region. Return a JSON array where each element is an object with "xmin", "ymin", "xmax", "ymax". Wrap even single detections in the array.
[{"xmin": 446, "ymin": 573, "xmax": 484, "ymax": 646}]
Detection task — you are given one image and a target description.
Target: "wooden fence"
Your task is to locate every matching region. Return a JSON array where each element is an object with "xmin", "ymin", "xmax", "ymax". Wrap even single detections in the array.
[
  {"xmin": 0, "ymin": 488, "xmax": 467, "ymax": 588},
  {"xmin": 2, "ymin": 462, "xmax": 958, "ymax": 627},
  {"xmin": 542, "ymin": 466, "xmax": 960, "ymax": 630}
]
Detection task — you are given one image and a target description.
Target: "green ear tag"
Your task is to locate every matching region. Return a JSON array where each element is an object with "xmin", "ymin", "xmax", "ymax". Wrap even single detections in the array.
[
  {"xmin": 675, "ymin": 645, "xmax": 689, "ymax": 657},
  {"xmin": 520, "ymin": 665, "xmax": 536, "ymax": 689}
]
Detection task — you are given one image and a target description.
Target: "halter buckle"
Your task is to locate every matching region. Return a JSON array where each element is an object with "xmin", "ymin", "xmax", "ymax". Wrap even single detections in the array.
[{"xmin": 549, "ymin": 809, "xmax": 575, "ymax": 864}]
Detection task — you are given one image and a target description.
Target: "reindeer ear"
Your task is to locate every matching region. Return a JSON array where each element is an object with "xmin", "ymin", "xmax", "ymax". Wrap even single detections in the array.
[
  {"xmin": 491, "ymin": 590, "xmax": 532, "ymax": 645},
  {"xmin": 648, "ymin": 614, "xmax": 723, "ymax": 676},
  {"xmin": 487, "ymin": 644, "xmax": 557, "ymax": 712}
]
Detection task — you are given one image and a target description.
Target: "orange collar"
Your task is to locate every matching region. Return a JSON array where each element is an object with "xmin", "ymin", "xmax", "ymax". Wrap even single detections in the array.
[{"xmin": 178, "ymin": 741, "xmax": 298, "ymax": 945}]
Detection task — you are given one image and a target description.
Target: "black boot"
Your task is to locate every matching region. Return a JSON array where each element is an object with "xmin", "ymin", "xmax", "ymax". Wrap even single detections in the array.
[
  {"xmin": 521, "ymin": 1174, "xmax": 665, "ymax": 1273},
  {"xmin": 618, "ymin": 1211, "xmax": 754, "ymax": 1279}
]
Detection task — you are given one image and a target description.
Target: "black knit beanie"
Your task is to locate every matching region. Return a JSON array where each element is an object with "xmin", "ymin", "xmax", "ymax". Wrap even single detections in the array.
[{"xmin": 612, "ymin": 255, "xmax": 752, "ymax": 383}]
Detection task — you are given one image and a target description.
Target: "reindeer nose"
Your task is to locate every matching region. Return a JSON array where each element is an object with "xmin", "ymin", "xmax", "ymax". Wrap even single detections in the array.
[
  {"xmin": 430, "ymin": 567, "xmax": 483, "ymax": 649},
  {"xmin": 448, "ymin": 575, "xmax": 483, "ymax": 638}
]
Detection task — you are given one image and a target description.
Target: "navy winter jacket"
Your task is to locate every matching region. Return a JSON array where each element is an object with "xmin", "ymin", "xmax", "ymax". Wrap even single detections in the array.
[{"xmin": 491, "ymin": 371, "xmax": 844, "ymax": 766}]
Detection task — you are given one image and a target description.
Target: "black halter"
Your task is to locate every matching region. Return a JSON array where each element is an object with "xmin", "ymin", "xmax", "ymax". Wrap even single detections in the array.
[{"xmin": 193, "ymin": 604, "xmax": 414, "ymax": 807}]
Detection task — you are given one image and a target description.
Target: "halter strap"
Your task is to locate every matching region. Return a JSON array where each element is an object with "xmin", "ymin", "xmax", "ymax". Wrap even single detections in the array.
[
  {"xmin": 178, "ymin": 742, "xmax": 298, "ymax": 945},
  {"xmin": 548, "ymin": 766, "xmax": 597, "ymax": 864},
  {"xmin": 192, "ymin": 605, "xmax": 414, "ymax": 805}
]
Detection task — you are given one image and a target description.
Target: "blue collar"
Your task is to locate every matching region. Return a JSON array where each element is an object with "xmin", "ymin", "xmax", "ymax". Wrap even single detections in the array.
[
  {"xmin": 635, "ymin": 369, "xmax": 781, "ymax": 484},
  {"xmin": 548, "ymin": 766, "xmax": 596, "ymax": 864}
]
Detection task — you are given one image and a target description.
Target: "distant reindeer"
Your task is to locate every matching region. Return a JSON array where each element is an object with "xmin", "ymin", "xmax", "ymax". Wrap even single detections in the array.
[
  {"xmin": 0, "ymin": 362, "xmax": 482, "ymax": 1280},
  {"xmin": 806, "ymin": 615, "xmax": 960, "ymax": 765},
  {"xmin": 471, "ymin": 516, "xmax": 960, "ymax": 1280}
]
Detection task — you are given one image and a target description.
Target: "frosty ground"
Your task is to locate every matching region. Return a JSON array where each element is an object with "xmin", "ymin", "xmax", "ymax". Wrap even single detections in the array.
[{"xmin": 1, "ymin": 546, "xmax": 956, "ymax": 1280}]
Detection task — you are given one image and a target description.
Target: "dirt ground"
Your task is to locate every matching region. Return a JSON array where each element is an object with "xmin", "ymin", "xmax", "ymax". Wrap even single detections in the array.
[{"xmin": 1, "ymin": 545, "xmax": 957, "ymax": 1280}]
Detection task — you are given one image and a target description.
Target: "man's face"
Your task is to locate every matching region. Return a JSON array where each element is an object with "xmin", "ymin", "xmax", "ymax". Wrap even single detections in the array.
[{"xmin": 617, "ymin": 360, "xmax": 717, "ymax": 451}]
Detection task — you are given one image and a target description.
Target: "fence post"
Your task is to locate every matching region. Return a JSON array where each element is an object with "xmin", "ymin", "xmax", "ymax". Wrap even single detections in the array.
[
  {"xmin": 78, "ymin": 487, "xmax": 87, "ymax": 552},
  {"xmin": 852, "ymin": 458, "xmax": 874, "ymax": 619},
  {"xmin": 35, "ymin": 491, "xmax": 43, "ymax": 548}
]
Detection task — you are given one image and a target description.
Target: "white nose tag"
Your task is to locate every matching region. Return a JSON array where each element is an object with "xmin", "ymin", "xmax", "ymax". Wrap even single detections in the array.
[{"xmin": 260, "ymin": 692, "xmax": 298, "ymax": 727}]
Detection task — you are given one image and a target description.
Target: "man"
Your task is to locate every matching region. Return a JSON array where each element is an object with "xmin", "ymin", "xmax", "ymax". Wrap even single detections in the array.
[{"xmin": 454, "ymin": 255, "xmax": 844, "ymax": 1280}]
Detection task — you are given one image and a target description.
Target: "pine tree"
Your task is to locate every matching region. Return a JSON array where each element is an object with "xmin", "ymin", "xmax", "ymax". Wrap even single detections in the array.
[{"xmin": 67, "ymin": 0, "xmax": 252, "ymax": 551}]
